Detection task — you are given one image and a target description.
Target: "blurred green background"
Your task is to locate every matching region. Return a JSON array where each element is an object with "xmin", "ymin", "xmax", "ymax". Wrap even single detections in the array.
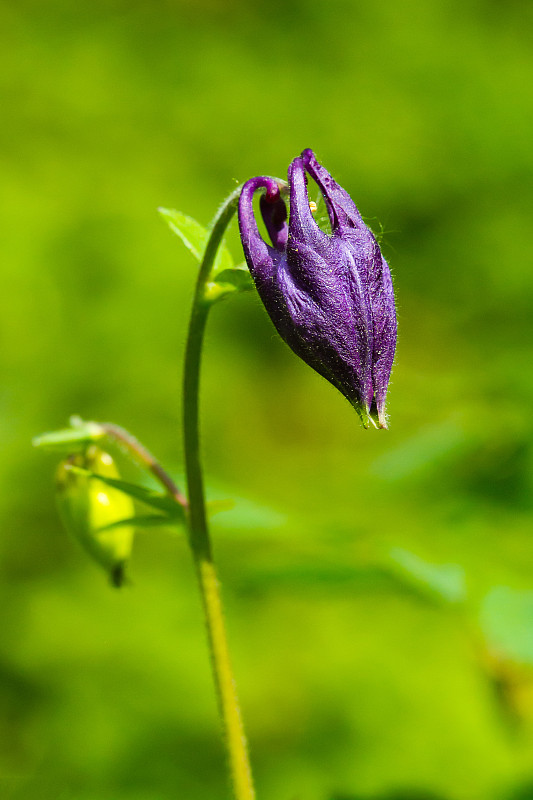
[{"xmin": 2, "ymin": 0, "xmax": 533, "ymax": 798}]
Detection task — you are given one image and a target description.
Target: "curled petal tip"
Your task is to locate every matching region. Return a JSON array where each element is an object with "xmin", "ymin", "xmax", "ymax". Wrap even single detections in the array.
[
  {"xmin": 300, "ymin": 147, "xmax": 316, "ymax": 163},
  {"xmin": 264, "ymin": 183, "xmax": 282, "ymax": 203},
  {"xmin": 287, "ymin": 155, "xmax": 329, "ymax": 246},
  {"xmin": 241, "ymin": 175, "xmax": 280, "ymax": 199},
  {"xmin": 239, "ymin": 176, "xmax": 285, "ymax": 285}
]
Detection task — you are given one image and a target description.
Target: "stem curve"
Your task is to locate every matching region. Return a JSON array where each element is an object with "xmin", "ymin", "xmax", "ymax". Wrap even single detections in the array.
[{"xmin": 182, "ymin": 186, "xmax": 255, "ymax": 800}]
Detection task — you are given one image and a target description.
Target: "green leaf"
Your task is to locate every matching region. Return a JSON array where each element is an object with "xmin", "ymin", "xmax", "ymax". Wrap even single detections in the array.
[
  {"xmin": 203, "ymin": 267, "xmax": 255, "ymax": 303},
  {"xmin": 214, "ymin": 267, "xmax": 254, "ymax": 292},
  {"xmin": 32, "ymin": 422, "xmax": 105, "ymax": 452},
  {"xmin": 158, "ymin": 207, "xmax": 234, "ymax": 274},
  {"xmin": 65, "ymin": 465, "xmax": 186, "ymax": 521},
  {"xmin": 96, "ymin": 514, "xmax": 179, "ymax": 533},
  {"xmin": 158, "ymin": 208, "xmax": 206, "ymax": 260},
  {"xmin": 388, "ymin": 547, "xmax": 467, "ymax": 605}
]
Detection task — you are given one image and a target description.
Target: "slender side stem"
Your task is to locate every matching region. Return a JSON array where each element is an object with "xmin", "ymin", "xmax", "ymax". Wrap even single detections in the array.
[
  {"xmin": 183, "ymin": 187, "xmax": 255, "ymax": 800},
  {"xmin": 101, "ymin": 422, "xmax": 188, "ymax": 509}
]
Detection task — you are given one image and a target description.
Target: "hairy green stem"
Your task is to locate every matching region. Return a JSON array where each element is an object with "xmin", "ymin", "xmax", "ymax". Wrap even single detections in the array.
[{"xmin": 183, "ymin": 187, "xmax": 255, "ymax": 800}]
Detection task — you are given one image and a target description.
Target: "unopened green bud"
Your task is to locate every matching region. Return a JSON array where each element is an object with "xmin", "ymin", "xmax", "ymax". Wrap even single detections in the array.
[{"xmin": 56, "ymin": 447, "xmax": 135, "ymax": 587}]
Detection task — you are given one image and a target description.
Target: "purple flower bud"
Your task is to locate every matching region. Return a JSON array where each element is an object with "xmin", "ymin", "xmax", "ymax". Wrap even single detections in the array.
[{"xmin": 238, "ymin": 149, "xmax": 397, "ymax": 428}]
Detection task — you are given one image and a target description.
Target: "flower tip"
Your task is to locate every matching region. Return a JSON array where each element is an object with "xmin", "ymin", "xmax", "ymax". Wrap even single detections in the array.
[
  {"xmin": 372, "ymin": 405, "xmax": 389, "ymax": 430},
  {"xmin": 300, "ymin": 148, "xmax": 316, "ymax": 164},
  {"xmin": 355, "ymin": 401, "xmax": 389, "ymax": 430},
  {"xmin": 351, "ymin": 401, "xmax": 372, "ymax": 430},
  {"xmin": 264, "ymin": 182, "xmax": 281, "ymax": 203}
]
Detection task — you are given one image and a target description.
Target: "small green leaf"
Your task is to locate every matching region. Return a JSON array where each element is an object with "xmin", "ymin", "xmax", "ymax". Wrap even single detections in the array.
[
  {"xmin": 97, "ymin": 514, "xmax": 179, "ymax": 533},
  {"xmin": 65, "ymin": 465, "xmax": 186, "ymax": 520},
  {"xmin": 33, "ymin": 422, "xmax": 105, "ymax": 452},
  {"xmin": 159, "ymin": 208, "xmax": 234, "ymax": 274},
  {"xmin": 215, "ymin": 267, "xmax": 254, "ymax": 292},
  {"xmin": 203, "ymin": 267, "xmax": 255, "ymax": 304},
  {"xmin": 158, "ymin": 208, "xmax": 206, "ymax": 260}
]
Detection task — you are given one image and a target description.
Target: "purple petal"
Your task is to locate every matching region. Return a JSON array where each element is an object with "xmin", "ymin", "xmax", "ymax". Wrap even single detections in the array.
[
  {"xmin": 368, "ymin": 250, "xmax": 397, "ymax": 427},
  {"xmin": 238, "ymin": 177, "xmax": 284, "ymax": 288},
  {"xmin": 260, "ymin": 192, "xmax": 288, "ymax": 251},
  {"xmin": 301, "ymin": 148, "xmax": 365, "ymax": 234},
  {"xmin": 287, "ymin": 156, "xmax": 329, "ymax": 251}
]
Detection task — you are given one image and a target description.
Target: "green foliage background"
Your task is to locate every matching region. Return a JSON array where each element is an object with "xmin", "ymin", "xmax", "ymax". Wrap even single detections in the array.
[{"xmin": 2, "ymin": 1, "xmax": 533, "ymax": 798}]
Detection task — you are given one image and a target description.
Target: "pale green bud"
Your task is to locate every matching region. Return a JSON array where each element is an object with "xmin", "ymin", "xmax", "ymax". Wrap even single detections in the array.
[{"xmin": 56, "ymin": 446, "xmax": 135, "ymax": 587}]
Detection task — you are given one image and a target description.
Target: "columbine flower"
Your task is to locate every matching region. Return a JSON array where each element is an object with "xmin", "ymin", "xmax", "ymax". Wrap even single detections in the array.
[{"xmin": 238, "ymin": 148, "xmax": 397, "ymax": 428}]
